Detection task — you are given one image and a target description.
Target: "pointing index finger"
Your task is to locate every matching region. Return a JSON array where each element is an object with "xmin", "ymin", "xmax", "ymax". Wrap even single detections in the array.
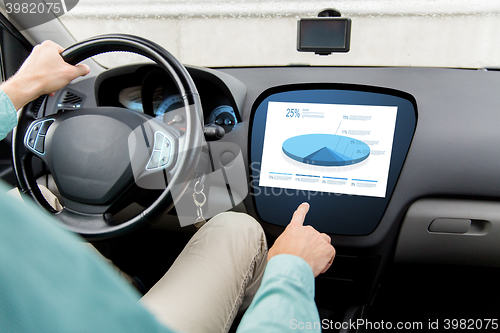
[{"xmin": 289, "ymin": 202, "xmax": 310, "ymax": 227}]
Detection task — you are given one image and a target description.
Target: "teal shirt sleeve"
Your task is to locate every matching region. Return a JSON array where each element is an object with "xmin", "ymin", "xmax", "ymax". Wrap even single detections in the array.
[
  {"xmin": 0, "ymin": 181, "xmax": 175, "ymax": 333},
  {"xmin": 0, "ymin": 89, "xmax": 18, "ymax": 140},
  {"xmin": 237, "ymin": 254, "xmax": 321, "ymax": 333}
]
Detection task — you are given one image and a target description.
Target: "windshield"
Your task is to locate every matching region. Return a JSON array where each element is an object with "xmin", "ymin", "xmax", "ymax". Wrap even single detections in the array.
[{"xmin": 59, "ymin": 0, "xmax": 500, "ymax": 69}]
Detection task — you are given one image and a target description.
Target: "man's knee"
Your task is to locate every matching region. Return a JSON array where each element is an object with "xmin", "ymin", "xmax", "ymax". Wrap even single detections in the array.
[
  {"xmin": 200, "ymin": 212, "xmax": 267, "ymax": 256},
  {"xmin": 207, "ymin": 212, "xmax": 264, "ymax": 238}
]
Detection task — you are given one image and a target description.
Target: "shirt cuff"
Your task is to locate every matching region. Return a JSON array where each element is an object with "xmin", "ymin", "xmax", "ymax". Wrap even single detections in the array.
[{"xmin": 265, "ymin": 254, "xmax": 315, "ymax": 298}]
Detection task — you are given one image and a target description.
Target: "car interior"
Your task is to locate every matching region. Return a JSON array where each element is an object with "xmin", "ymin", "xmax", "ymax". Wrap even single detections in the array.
[{"xmin": 1, "ymin": 1, "xmax": 500, "ymax": 332}]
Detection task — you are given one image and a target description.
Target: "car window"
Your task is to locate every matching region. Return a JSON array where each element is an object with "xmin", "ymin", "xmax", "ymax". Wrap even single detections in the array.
[
  {"xmin": 59, "ymin": 0, "xmax": 500, "ymax": 69},
  {"xmin": 0, "ymin": 20, "xmax": 31, "ymax": 185}
]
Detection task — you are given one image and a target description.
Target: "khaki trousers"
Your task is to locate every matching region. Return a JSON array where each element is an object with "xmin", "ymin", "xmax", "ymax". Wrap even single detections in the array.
[{"xmin": 141, "ymin": 212, "xmax": 268, "ymax": 333}]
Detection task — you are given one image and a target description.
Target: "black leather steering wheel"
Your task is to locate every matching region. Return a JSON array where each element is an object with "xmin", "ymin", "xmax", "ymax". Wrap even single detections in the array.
[{"xmin": 12, "ymin": 34, "xmax": 203, "ymax": 240}]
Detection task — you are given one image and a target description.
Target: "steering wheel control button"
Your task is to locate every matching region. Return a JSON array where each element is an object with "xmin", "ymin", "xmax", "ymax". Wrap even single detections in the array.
[
  {"xmin": 159, "ymin": 151, "xmax": 169, "ymax": 166},
  {"xmin": 147, "ymin": 151, "xmax": 161, "ymax": 169},
  {"xmin": 154, "ymin": 135, "xmax": 163, "ymax": 150},
  {"xmin": 34, "ymin": 136, "xmax": 45, "ymax": 153},
  {"xmin": 40, "ymin": 120, "xmax": 54, "ymax": 135},
  {"xmin": 25, "ymin": 119, "xmax": 54, "ymax": 154},
  {"xmin": 27, "ymin": 128, "xmax": 39, "ymax": 148},
  {"xmin": 146, "ymin": 131, "xmax": 171, "ymax": 170},
  {"xmin": 28, "ymin": 136, "xmax": 36, "ymax": 148}
]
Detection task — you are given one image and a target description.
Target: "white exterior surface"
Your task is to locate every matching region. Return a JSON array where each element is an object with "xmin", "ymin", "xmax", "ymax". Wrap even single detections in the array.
[{"xmin": 57, "ymin": 0, "xmax": 500, "ymax": 68}]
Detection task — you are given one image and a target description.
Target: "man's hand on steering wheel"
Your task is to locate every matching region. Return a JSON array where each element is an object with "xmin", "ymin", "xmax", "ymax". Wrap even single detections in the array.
[{"xmin": 0, "ymin": 40, "xmax": 90, "ymax": 110}]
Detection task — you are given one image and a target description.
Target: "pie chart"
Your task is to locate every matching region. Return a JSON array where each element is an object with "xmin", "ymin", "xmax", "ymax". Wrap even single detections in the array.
[{"xmin": 282, "ymin": 134, "xmax": 370, "ymax": 166}]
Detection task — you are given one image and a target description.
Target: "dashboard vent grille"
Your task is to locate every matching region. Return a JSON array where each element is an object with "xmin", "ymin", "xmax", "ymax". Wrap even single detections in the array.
[
  {"xmin": 57, "ymin": 89, "xmax": 85, "ymax": 112},
  {"xmin": 62, "ymin": 92, "xmax": 82, "ymax": 104}
]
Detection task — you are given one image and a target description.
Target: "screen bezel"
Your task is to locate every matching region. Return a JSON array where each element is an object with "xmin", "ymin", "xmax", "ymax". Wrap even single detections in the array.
[
  {"xmin": 297, "ymin": 18, "xmax": 351, "ymax": 54},
  {"xmin": 249, "ymin": 84, "xmax": 417, "ymax": 236}
]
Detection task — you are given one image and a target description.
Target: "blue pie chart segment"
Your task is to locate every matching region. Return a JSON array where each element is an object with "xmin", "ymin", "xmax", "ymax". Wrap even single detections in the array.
[{"xmin": 282, "ymin": 134, "xmax": 370, "ymax": 166}]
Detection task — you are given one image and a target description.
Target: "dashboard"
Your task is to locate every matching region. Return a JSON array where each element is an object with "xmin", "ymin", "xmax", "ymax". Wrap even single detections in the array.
[
  {"xmin": 42, "ymin": 63, "xmax": 500, "ymax": 306},
  {"xmin": 94, "ymin": 64, "xmax": 244, "ymax": 133}
]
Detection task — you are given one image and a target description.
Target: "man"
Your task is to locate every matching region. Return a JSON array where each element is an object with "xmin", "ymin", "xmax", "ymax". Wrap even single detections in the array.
[{"xmin": 0, "ymin": 40, "xmax": 335, "ymax": 332}]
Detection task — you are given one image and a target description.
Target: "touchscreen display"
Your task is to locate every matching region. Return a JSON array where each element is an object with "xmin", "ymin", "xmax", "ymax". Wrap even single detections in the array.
[{"xmin": 259, "ymin": 101, "xmax": 398, "ymax": 198}]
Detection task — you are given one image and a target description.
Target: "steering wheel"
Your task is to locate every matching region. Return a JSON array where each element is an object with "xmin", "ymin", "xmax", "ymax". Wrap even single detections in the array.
[{"xmin": 12, "ymin": 34, "xmax": 203, "ymax": 240}]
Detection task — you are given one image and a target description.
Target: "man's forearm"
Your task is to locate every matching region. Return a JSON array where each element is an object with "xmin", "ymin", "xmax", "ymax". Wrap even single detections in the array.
[
  {"xmin": 237, "ymin": 254, "xmax": 321, "ymax": 333},
  {"xmin": 0, "ymin": 75, "xmax": 40, "ymax": 110}
]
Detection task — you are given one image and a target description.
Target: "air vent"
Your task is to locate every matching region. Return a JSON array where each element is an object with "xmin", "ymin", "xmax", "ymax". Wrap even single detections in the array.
[
  {"xmin": 57, "ymin": 89, "xmax": 85, "ymax": 111},
  {"xmin": 62, "ymin": 92, "xmax": 82, "ymax": 104}
]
